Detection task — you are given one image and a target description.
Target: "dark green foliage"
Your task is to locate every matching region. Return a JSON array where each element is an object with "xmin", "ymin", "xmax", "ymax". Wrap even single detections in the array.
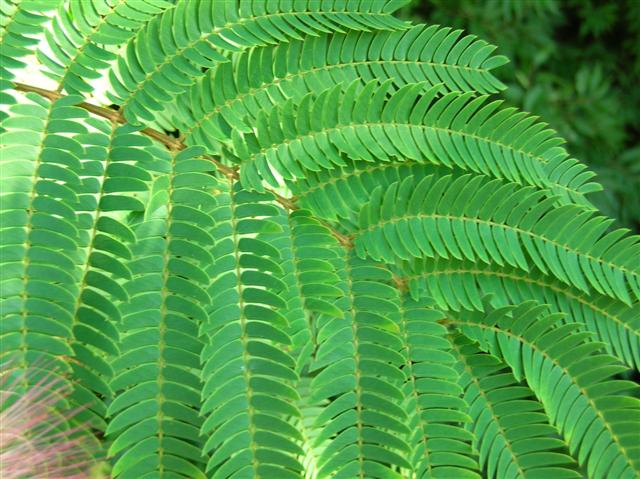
[
  {"xmin": 1, "ymin": 1, "xmax": 638, "ymax": 479},
  {"xmin": 399, "ymin": 0, "xmax": 640, "ymax": 230}
]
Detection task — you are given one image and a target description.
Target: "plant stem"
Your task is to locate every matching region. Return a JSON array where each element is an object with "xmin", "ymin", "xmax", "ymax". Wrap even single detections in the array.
[
  {"xmin": 11, "ymin": 82, "xmax": 353, "ymax": 248},
  {"xmin": 12, "ymin": 82, "xmax": 237, "ymax": 178}
]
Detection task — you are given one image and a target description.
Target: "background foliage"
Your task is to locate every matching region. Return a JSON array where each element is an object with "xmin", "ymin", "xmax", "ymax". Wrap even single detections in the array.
[
  {"xmin": 1, "ymin": 1, "xmax": 639, "ymax": 478},
  {"xmin": 399, "ymin": 0, "xmax": 640, "ymax": 231}
]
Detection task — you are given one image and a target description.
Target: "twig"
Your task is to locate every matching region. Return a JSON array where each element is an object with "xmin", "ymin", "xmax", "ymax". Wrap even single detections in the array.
[
  {"xmin": 12, "ymin": 82, "xmax": 354, "ymax": 248},
  {"xmin": 392, "ymin": 275, "xmax": 408, "ymax": 293},
  {"xmin": 12, "ymin": 82, "xmax": 238, "ymax": 179}
]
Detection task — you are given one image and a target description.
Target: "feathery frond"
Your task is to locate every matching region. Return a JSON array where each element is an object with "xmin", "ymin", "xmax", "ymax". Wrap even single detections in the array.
[
  {"xmin": 354, "ymin": 174, "xmax": 640, "ymax": 303},
  {"xmin": 403, "ymin": 257, "xmax": 640, "ymax": 370},
  {"xmin": 231, "ymin": 82, "xmax": 601, "ymax": 207},
  {"xmin": 3, "ymin": 2, "xmax": 638, "ymax": 478},
  {"xmin": 176, "ymin": 24, "xmax": 507, "ymax": 153},
  {"xmin": 291, "ymin": 160, "xmax": 458, "ymax": 221},
  {"xmin": 107, "ymin": 146, "xmax": 215, "ymax": 479},
  {"xmin": 200, "ymin": 180, "xmax": 304, "ymax": 479},
  {"xmin": 108, "ymin": 0, "xmax": 409, "ymax": 124},
  {"xmin": 1, "ymin": 0, "xmax": 60, "ymax": 74},
  {"xmin": 453, "ymin": 335, "xmax": 581, "ymax": 479},
  {"xmin": 1, "ymin": 92, "xmax": 88, "ymax": 389},
  {"xmin": 310, "ymin": 255, "xmax": 412, "ymax": 478},
  {"xmin": 40, "ymin": 0, "xmax": 175, "ymax": 95},
  {"xmin": 399, "ymin": 297, "xmax": 481, "ymax": 478},
  {"xmin": 452, "ymin": 302, "xmax": 640, "ymax": 479},
  {"xmin": 268, "ymin": 209, "xmax": 344, "ymax": 372}
]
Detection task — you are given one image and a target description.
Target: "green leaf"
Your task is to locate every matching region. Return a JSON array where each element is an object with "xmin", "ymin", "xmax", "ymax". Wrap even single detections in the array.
[
  {"xmin": 110, "ymin": 1, "xmax": 409, "ymax": 124},
  {"xmin": 403, "ymin": 257, "xmax": 640, "ymax": 370},
  {"xmin": 233, "ymin": 81, "xmax": 600, "ymax": 207},
  {"xmin": 400, "ymin": 297, "xmax": 482, "ymax": 478},
  {"xmin": 453, "ymin": 302, "xmax": 640, "ymax": 479},
  {"xmin": 177, "ymin": 25, "xmax": 507, "ymax": 153},
  {"xmin": 354, "ymin": 174, "xmax": 640, "ymax": 304},
  {"xmin": 453, "ymin": 335, "xmax": 580, "ymax": 479},
  {"xmin": 109, "ymin": 146, "xmax": 215, "ymax": 478}
]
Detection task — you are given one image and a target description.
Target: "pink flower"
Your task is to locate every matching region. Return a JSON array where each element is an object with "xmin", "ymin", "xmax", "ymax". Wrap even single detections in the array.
[{"xmin": 0, "ymin": 364, "xmax": 98, "ymax": 478}]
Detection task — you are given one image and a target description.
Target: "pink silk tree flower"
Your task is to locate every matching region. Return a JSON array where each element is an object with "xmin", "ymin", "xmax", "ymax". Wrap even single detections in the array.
[{"xmin": 0, "ymin": 365, "xmax": 98, "ymax": 478}]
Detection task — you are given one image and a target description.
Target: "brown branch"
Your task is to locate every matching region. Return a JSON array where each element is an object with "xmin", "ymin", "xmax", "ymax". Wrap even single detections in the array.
[
  {"xmin": 392, "ymin": 274, "xmax": 408, "ymax": 293},
  {"xmin": 14, "ymin": 82, "xmax": 122, "ymax": 121},
  {"xmin": 12, "ymin": 81, "xmax": 354, "ymax": 248},
  {"xmin": 273, "ymin": 195, "xmax": 299, "ymax": 211},
  {"xmin": 335, "ymin": 232, "xmax": 354, "ymax": 249},
  {"xmin": 12, "ymin": 82, "xmax": 238, "ymax": 178}
]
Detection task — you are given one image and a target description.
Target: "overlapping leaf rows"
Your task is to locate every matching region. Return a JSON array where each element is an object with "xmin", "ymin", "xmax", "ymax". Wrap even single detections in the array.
[
  {"xmin": 66, "ymin": 120, "xmax": 156, "ymax": 431},
  {"xmin": 108, "ymin": 0, "xmax": 409, "ymax": 124},
  {"xmin": 108, "ymin": 147, "xmax": 215, "ymax": 478},
  {"xmin": 1, "ymin": 93, "xmax": 86, "ymax": 389},
  {"xmin": 291, "ymin": 160, "xmax": 459, "ymax": 221},
  {"xmin": 0, "ymin": 90, "xmax": 151, "ymax": 440},
  {"xmin": 2, "ymin": 1, "xmax": 640, "ymax": 478},
  {"xmin": 398, "ymin": 297, "xmax": 481, "ymax": 478},
  {"xmin": 453, "ymin": 336, "xmax": 580, "ymax": 479},
  {"xmin": 354, "ymin": 174, "xmax": 640, "ymax": 304},
  {"xmin": 231, "ymin": 81, "xmax": 600, "ymax": 207},
  {"xmin": 454, "ymin": 303, "xmax": 640, "ymax": 479},
  {"xmin": 268, "ymin": 209, "xmax": 344, "ymax": 373},
  {"xmin": 309, "ymin": 255, "xmax": 411, "ymax": 478},
  {"xmin": 291, "ymin": 159, "xmax": 569, "ymax": 227},
  {"xmin": 1, "ymin": 0, "xmax": 61, "ymax": 72},
  {"xmin": 201, "ymin": 180, "xmax": 304, "ymax": 478},
  {"xmin": 176, "ymin": 24, "xmax": 507, "ymax": 153},
  {"xmin": 295, "ymin": 377, "xmax": 325, "ymax": 479},
  {"xmin": 40, "ymin": 0, "xmax": 176, "ymax": 94},
  {"xmin": 403, "ymin": 257, "xmax": 640, "ymax": 370}
]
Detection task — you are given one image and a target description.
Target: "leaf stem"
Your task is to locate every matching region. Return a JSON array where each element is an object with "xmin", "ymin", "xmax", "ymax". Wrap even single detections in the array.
[
  {"xmin": 11, "ymin": 81, "xmax": 354, "ymax": 248},
  {"xmin": 12, "ymin": 82, "xmax": 237, "ymax": 177}
]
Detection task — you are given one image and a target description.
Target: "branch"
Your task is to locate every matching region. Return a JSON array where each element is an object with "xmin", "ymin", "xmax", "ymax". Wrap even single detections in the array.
[
  {"xmin": 12, "ymin": 82, "xmax": 354, "ymax": 248},
  {"xmin": 392, "ymin": 274, "xmax": 408, "ymax": 293},
  {"xmin": 12, "ymin": 82, "xmax": 238, "ymax": 178}
]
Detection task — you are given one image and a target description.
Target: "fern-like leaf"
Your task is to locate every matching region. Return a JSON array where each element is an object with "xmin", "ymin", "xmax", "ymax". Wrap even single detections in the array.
[
  {"xmin": 1, "ymin": 0, "xmax": 61, "ymax": 74},
  {"xmin": 267, "ymin": 209, "xmax": 344, "ymax": 372},
  {"xmin": 40, "ymin": 0, "xmax": 175, "ymax": 95},
  {"xmin": 310, "ymin": 255, "xmax": 412, "ymax": 478},
  {"xmin": 453, "ymin": 334, "xmax": 581, "ymax": 479},
  {"xmin": 107, "ymin": 146, "xmax": 215, "ymax": 478},
  {"xmin": 109, "ymin": 0, "xmax": 409, "ymax": 124},
  {"xmin": 63, "ymin": 119, "xmax": 160, "ymax": 432},
  {"xmin": 403, "ymin": 257, "xmax": 640, "ymax": 369},
  {"xmin": 3, "ymin": 5, "xmax": 638, "ymax": 479},
  {"xmin": 200, "ymin": 180, "xmax": 304, "ymax": 478},
  {"xmin": 1, "ymin": 92, "xmax": 88, "ymax": 390},
  {"xmin": 231, "ymin": 81, "xmax": 600, "ymax": 207},
  {"xmin": 176, "ymin": 24, "xmax": 507, "ymax": 152},
  {"xmin": 354, "ymin": 174, "xmax": 640, "ymax": 303},
  {"xmin": 292, "ymin": 160, "xmax": 459, "ymax": 221},
  {"xmin": 399, "ymin": 296, "xmax": 481, "ymax": 478},
  {"xmin": 452, "ymin": 301, "xmax": 640, "ymax": 479}
]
